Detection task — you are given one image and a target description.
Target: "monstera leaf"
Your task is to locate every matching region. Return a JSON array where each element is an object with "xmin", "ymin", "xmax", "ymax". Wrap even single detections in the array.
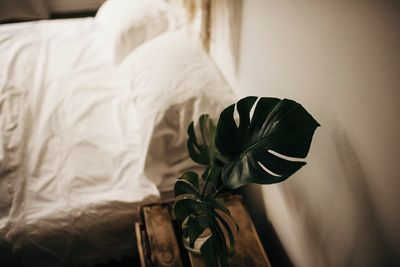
[
  {"xmin": 187, "ymin": 114, "xmax": 218, "ymax": 165},
  {"xmin": 187, "ymin": 114, "xmax": 226, "ymax": 191},
  {"xmin": 215, "ymin": 97, "xmax": 320, "ymax": 189}
]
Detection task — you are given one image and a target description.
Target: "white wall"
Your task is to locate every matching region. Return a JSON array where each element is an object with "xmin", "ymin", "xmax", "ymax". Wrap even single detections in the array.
[{"xmin": 210, "ymin": 1, "xmax": 400, "ymax": 266}]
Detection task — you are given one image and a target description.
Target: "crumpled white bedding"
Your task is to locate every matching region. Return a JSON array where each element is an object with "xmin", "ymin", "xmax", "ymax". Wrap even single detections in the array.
[{"xmin": 0, "ymin": 18, "xmax": 234, "ymax": 265}]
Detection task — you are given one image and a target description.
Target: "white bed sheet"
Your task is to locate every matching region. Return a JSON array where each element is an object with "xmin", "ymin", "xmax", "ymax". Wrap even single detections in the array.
[{"xmin": 0, "ymin": 18, "xmax": 234, "ymax": 265}]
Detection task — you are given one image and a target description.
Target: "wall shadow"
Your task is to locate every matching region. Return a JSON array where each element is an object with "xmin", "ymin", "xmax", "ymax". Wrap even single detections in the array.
[
  {"xmin": 239, "ymin": 127, "xmax": 399, "ymax": 267},
  {"xmin": 278, "ymin": 128, "xmax": 399, "ymax": 267},
  {"xmin": 332, "ymin": 130, "xmax": 399, "ymax": 267},
  {"xmin": 238, "ymin": 184, "xmax": 294, "ymax": 267}
]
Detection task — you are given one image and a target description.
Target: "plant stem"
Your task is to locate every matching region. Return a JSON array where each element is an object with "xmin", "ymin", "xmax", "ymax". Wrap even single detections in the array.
[
  {"xmin": 201, "ymin": 164, "xmax": 222, "ymax": 197},
  {"xmin": 201, "ymin": 174, "xmax": 211, "ymax": 197},
  {"xmin": 215, "ymin": 153, "xmax": 229, "ymax": 165},
  {"xmin": 213, "ymin": 185, "xmax": 224, "ymax": 198}
]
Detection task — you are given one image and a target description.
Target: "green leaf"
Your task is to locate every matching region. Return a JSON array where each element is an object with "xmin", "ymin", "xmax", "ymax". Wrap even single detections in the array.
[
  {"xmin": 199, "ymin": 114, "xmax": 213, "ymax": 148},
  {"xmin": 187, "ymin": 214, "xmax": 209, "ymax": 246},
  {"xmin": 202, "ymin": 163, "xmax": 223, "ymax": 195},
  {"xmin": 203, "ymin": 196, "xmax": 239, "ymax": 233},
  {"xmin": 188, "ymin": 121, "xmax": 209, "ymax": 165},
  {"xmin": 179, "ymin": 171, "xmax": 199, "ymax": 189},
  {"xmin": 214, "ymin": 211, "xmax": 236, "ymax": 256},
  {"xmin": 187, "ymin": 115, "xmax": 220, "ymax": 166},
  {"xmin": 182, "ymin": 214, "xmax": 195, "ymax": 238},
  {"xmin": 203, "ymin": 196, "xmax": 230, "ymax": 216},
  {"xmin": 200, "ymin": 236, "xmax": 219, "ymax": 267},
  {"xmin": 203, "ymin": 200, "xmax": 237, "ymax": 257},
  {"xmin": 174, "ymin": 180, "xmax": 199, "ymax": 198},
  {"xmin": 205, "ymin": 211, "xmax": 229, "ymax": 267},
  {"xmin": 174, "ymin": 198, "xmax": 203, "ymax": 222},
  {"xmin": 215, "ymin": 97, "xmax": 320, "ymax": 189},
  {"xmin": 174, "ymin": 196, "xmax": 236, "ymax": 267},
  {"xmin": 175, "ymin": 171, "xmax": 200, "ymax": 198}
]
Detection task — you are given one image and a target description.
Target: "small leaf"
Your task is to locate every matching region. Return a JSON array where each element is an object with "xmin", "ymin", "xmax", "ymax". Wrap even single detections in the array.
[
  {"xmin": 200, "ymin": 236, "xmax": 219, "ymax": 267},
  {"xmin": 203, "ymin": 196, "xmax": 239, "ymax": 233},
  {"xmin": 203, "ymin": 196, "xmax": 230, "ymax": 215},
  {"xmin": 174, "ymin": 199, "xmax": 203, "ymax": 222},
  {"xmin": 187, "ymin": 115, "xmax": 220, "ymax": 166},
  {"xmin": 199, "ymin": 114, "xmax": 212, "ymax": 147},
  {"xmin": 182, "ymin": 214, "xmax": 195, "ymax": 238},
  {"xmin": 204, "ymin": 209, "xmax": 229, "ymax": 267},
  {"xmin": 214, "ymin": 211, "xmax": 236, "ymax": 256},
  {"xmin": 180, "ymin": 171, "xmax": 200, "ymax": 189},
  {"xmin": 188, "ymin": 122, "xmax": 209, "ymax": 165},
  {"xmin": 187, "ymin": 214, "xmax": 209, "ymax": 246},
  {"xmin": 174, "ymin": 180, "xmax": 199, "ymax": 198},
  {"xmin": 202, "ymin": 163, "xmax": 223, "ymax": 194}
]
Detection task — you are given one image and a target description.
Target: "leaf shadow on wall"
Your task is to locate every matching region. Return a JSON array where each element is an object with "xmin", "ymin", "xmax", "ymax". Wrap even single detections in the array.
[
  {"xmin": 239, "ymin": 184, "xmax": 294, "ymax": 267},
  {"xmin": 279, "ymin": 130, "xmax": 399, "ymax": 267},
  {"xmin": 331, "ymin": 131, "xmax": 399, "ymax": 267}
]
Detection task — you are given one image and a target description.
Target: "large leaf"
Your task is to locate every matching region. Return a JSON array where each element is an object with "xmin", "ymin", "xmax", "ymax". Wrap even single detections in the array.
[{"xmin": 215, "ymin": 97, "xmax": 320, "ymax": 189}]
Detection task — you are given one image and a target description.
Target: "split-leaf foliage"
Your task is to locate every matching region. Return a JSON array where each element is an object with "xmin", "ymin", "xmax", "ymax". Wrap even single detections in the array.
[{"xmin": 174, "ymin": 96, "xmax": 320, "ymax": 267}]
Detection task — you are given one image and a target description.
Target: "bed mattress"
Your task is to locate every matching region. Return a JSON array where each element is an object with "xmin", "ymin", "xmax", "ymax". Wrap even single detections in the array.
[{"xmin": 0, "ymin": 18, "xmax": 234, "ymax": 265}]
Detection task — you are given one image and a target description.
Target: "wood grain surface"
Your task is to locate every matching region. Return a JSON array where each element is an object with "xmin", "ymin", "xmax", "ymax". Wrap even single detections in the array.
[
  {"xmin": 138, "ymin": 196, "xmax": 271, "ymax": 267},
  {"xmin": 143, "ymin": 205, "xmax": 183, "ymax": 267}
]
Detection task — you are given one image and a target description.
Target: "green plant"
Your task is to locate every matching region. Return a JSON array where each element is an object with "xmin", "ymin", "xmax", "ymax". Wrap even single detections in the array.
[{"xmin": 174, "ymin": 96, "xmax": 320, "ymax": 267}]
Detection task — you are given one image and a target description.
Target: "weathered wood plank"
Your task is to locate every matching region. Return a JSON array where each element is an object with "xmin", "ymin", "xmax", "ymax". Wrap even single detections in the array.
[
  {"xmin": 223, "ymin": 196, "xmax": 271, "ymax": 267},
  {"xmin": 188, "ymin": 252, "xmax": 207, "ymax": 267},
  {"xmin": 135, "ymin": 223, "xmax": 147, "ymax": 267},
  {"xmin": 143, "ymin": 205, "xmax": 183, "ymax": 267}
]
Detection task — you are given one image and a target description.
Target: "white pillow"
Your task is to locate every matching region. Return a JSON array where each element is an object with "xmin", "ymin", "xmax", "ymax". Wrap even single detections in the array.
[
  {"xmin": 120, "ymin": 29, "xmax": 235, "ymax": 111},
  {"xmin": 95, "ymin": 0, "xmax": 185, "ymax": 64},
  {"xmin": 119, "ymin": 29, "xmax": 236, "ymax": 189}
]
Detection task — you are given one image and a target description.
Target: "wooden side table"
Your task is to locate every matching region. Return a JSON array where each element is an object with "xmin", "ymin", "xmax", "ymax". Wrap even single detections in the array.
[{"xmin": 135, "ymin": 195, "xmax": 271, "ymax": 267}]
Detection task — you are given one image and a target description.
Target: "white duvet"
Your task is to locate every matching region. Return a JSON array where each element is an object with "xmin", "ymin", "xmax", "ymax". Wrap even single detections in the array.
[{"xmin": 0, "ymin": 18, "xmax": 234, "ymax": 265}]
